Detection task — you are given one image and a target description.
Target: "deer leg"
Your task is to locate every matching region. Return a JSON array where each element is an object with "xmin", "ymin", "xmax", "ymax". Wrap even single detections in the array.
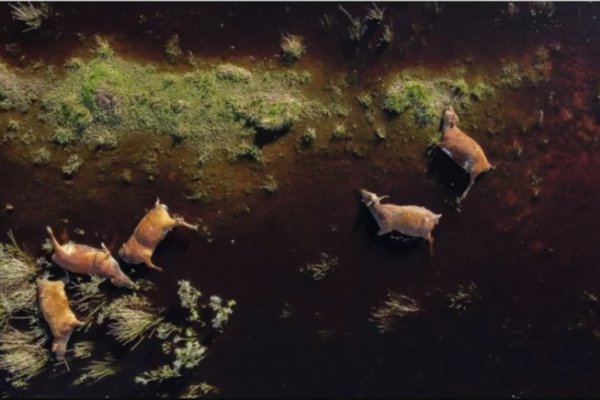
[
  {"xmin": 143, "ymin": 253, "xmax": 163, "ymax": 272},
  {"xmin": 46, "ymin": 226, "xmax": 69, "ymax": 258},
  {"xmin": 175, "ymin": 217, "xmax": 198, "ymax": 231},
  {"xmin": 427, "ymin": 235, "xmax": 435, "ymax": 258}
]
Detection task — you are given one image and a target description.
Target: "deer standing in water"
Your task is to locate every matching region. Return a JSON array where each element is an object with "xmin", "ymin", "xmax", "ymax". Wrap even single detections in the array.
[
  {"xmin": 46, "ymin": 226, "xmax": 135, "ymax": 289},
  {"xmin": 37, "ymin": 278, "xmax": 84, "ymax": 361},
  {"xmin": 360, "ymin": 189, "xmax": 442, "ymax": 255},
  {"xmin": 119, "ymin": 199, "xmax": 198, "ymax": 271},
  {"xmin": 431, "ymin": 105, "xmax": 493, "ymax": 204}
]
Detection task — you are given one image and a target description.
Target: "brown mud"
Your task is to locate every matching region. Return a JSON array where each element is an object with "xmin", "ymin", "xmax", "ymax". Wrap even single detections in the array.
[{"xmin": 1, "ymin": 2, "xmax": 600, "ymax": 398}]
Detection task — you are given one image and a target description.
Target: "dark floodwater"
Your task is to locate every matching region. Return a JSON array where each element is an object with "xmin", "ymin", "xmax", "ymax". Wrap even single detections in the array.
[{"xmin": 2, "ymin": 2, "xmax": 600, "ymax": 398}]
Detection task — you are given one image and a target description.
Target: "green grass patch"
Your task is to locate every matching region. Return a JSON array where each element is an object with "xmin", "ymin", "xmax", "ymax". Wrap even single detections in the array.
[
  {"xmin": 382, "ymin": 71, "xmax": 494, "ymax": 128},
  {"xmin": 40, "ymin": 39, "xmax": 313, "ymax": 162}
]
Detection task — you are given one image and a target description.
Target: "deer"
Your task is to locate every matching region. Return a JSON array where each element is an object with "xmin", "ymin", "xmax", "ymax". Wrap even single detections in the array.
[
  {"xmin": 119, "ymin": 198, "xmax": 198, "ymax": 271},
  {"xmin": 430, "ymin": 105, "xmax": 493, "ymax": 204},
  {"xmin": 46, "ymin": 226, "xmax": 135, "ymax": 289},
  {"xmin": 360, "ymin": 189, "xmax": 441, "ymax": 255},
  {"xmin": 37, "ymin": 278, "xmax": 84, "ymax": 361}
]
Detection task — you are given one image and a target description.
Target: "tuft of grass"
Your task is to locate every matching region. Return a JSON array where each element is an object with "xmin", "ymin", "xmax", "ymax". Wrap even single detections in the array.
[
  {"xmin": 215, "ymin": 64, "xmax": 252, "ymax": 82},
  {"xmin": 0, "ymin": 237, "xmax": 38, "ymax": 328},
  {"xmin": 72, "ymin": 353, "xmax": 120, "ymax": 386},
  {"xmin": 0, "ymin": 327, "xmax": 49, "ymax": 388},
  {"xmin": 9, "ymin": 2, "xmax": 52, "ymax": 32},
  {"xmin": 300, "ymin": 252, "xmax": 339, "ymax": 281},
  {"xmin": 378, "ymin": 24, "xmax": 394, "ymax": 47},
  {"xmin": 72, "ymin": 341, "xmax": 94, "ymax": 360},
  {"xmin": 260, "ymin": 175, "xmax": 279, "ymax": 194},
  {"xmin": 61, "ymin": 154, "xmax": 83, "ymax": 177},
  {"xmin": 366, "ymin": 2, "xmax": 385, "ymax": 25},
  {"xmin": 0, "ymin": 63, "xmax": 41, "ymax": 112},
  {"xmin": 106, "ymin": 294, "xmax": 165, "ymax": 348},
  {"xmin": 30, "ymin": 146, "xmax": 51, "ymax": 166},
  {"xmin": 6, "ymin": 119, "xmax": 19, "ymax": 133},
  {"xmin": 280, "ymin": 34, "xmax": 306, "ymax": 65},
  {"xmin": 301, "ymin": 127, "xmax": 316, "ymax": 146},
  {"xmin": 164, "ymin": 34, "xmax": 184, "ymax": 64},
  {"xmin": 370, "ymin": 291, "xmax": 420, "ymax": 333},
  {"xmin": 339, "ymin": 5, "xmax": 366, "ymax": 43},
  {"xmin": 356, "ymin": 93, "xmax": 372, "ymax": 108},
  {"xmin": 331, "ymin": 123, "xmax": 352, "ymax": 141}
]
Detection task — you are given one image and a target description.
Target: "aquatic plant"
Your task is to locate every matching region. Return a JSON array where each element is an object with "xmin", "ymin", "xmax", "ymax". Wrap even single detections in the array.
[
  {"xmin": 447, "ymin": 282, "xmax": 480, "ymax": 312},
  {"xmin": 9, "ymin": 2, "xmax": 52, "ymax": 32},
  {"xmin": 301, "ymin": 127, "xmax": 317, "ymax": 146},
  {"xmin": 209, "ymin": 296, "xmax": 236, "ymax": 331},
  {"xmin": 0, "ymin": 235, "xmax": 38, "ymax": 328},
  {"xmin": 0, "ymin": 327, "xmax": 49, "ymax": 388},
  {"xmin": 106, "ymin": 294, "xmax": 165, "ymax": 348},
  {"xmin": 378, "ymin": 24, "xmax": 394, "ymax": 47},
  {"xmin": 40, "ymin": 41, "xmax": 313, "ymax": 162},
  {"xmin": 61, "ymin": 154, "xmax": 83, "ymax": 177},
  {"xmin": 370, "ymin": 291, "xmax": 420, "ymax": 333},
  {"xmin": 73, "ymin": 353, "xmax": 120, "ymax": 386},
  {"xmin": 135, "ymin": 334, "xmax": 207, "ymax": 385},
  {"xmin": 280, "ymin": 33, "xmax": 306, "ymax": 65},
  {"xmin": 339, "ymin": 5, "xmax": 366, "ymax": 43},
  {"xmin": 260, "ymin": 175, "xmax": 279, "ymax": 194},
  {"xmin": 72, "ymin": 275, "xmax": 109, "ymax": 327},
  {"xmin": 72, "ymin": 341, "xmax": 94, "ymax": 360},
  {"xmin": 300, "ymin": 252, "xmax": 339, "ymax": 281},
  {"xmin": 181, "ymin": 382, "xmax": 221, "ymax": 398},
  {"xmin": 366, "ymin": 2, "xmax": 385, "ymax": 25},
  {"xmin": 178, "ymin": 280, "xmax": 202, "ymax": 322}
]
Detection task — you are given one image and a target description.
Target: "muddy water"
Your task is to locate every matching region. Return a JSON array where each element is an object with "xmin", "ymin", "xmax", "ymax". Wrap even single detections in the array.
[{"xmin": 2, "ymin": 2, "xmax": 600, "ymax": 398}]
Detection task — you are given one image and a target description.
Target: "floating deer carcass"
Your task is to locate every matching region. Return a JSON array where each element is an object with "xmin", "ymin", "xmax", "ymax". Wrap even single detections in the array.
[
  {"xmin": 46, "ymin": 226, "xmax": 135, "ymax": 289},
  {"xmin": 360, "ymin": 189, "xmax": 441, "ymax": 254},
  {"xmin": 431, "ymin": 105, "xmax": 493, "ymax": 203},
  {"xmin": 37, "ymin": 278, "xmax": 84, "ymax": 360},
  {"xmin": 119, "ymin": 199, "xmax": 198, "ymax": 271}
]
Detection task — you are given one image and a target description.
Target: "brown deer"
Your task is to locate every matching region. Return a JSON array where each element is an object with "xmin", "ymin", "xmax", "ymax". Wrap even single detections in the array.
[
  {"xmin": 432, "ymin": 105, "xmax": 493, "ymax": 204},
  {"xmin": 360, "ymin": 189, "xmax": 441, "ymax": 255},
  {"xmin": 119, "ymin": 199, "xmax": 198, "ymax": 271},
  {"xmin": 37, "ymin": 278, "xmax": 84, "ymax": 360},
  {"xmin": 46, "ymin": 226, "xmax": 135, "ymax": 289}
]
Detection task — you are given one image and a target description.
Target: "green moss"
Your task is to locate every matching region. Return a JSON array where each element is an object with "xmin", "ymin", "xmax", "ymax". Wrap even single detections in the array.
[{"xmin": 41, "ymin": 41, "xmax": 312, "ymax": 162}]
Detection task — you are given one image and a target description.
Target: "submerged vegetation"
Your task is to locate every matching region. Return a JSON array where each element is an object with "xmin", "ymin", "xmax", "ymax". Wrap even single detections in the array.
[
  {"xmin": 9, "ymin": 2, "xmax": 52, "ymax": 32},
  {"xmin": 370, "ymin": 291, "xmax": 420, "ymax": 333},
  {"xmin": 300, "ymin": 252, "xmax": 339, "ymax": 281}
]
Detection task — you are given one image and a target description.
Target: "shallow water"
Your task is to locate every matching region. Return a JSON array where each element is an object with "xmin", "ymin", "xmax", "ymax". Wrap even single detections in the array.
[{"xmin": 2, "ymin": 2, "xmax": 600, "ymax": 398}]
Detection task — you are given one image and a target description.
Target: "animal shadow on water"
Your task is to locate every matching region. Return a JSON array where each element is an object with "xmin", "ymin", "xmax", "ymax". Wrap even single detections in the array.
[
  {"xmin": 352, "ymin": 195, "xmax": 426, "ymax": 253},
  {"xmin": 427, "ymin": 147, "xmax": 471, "ymax": 202}
]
